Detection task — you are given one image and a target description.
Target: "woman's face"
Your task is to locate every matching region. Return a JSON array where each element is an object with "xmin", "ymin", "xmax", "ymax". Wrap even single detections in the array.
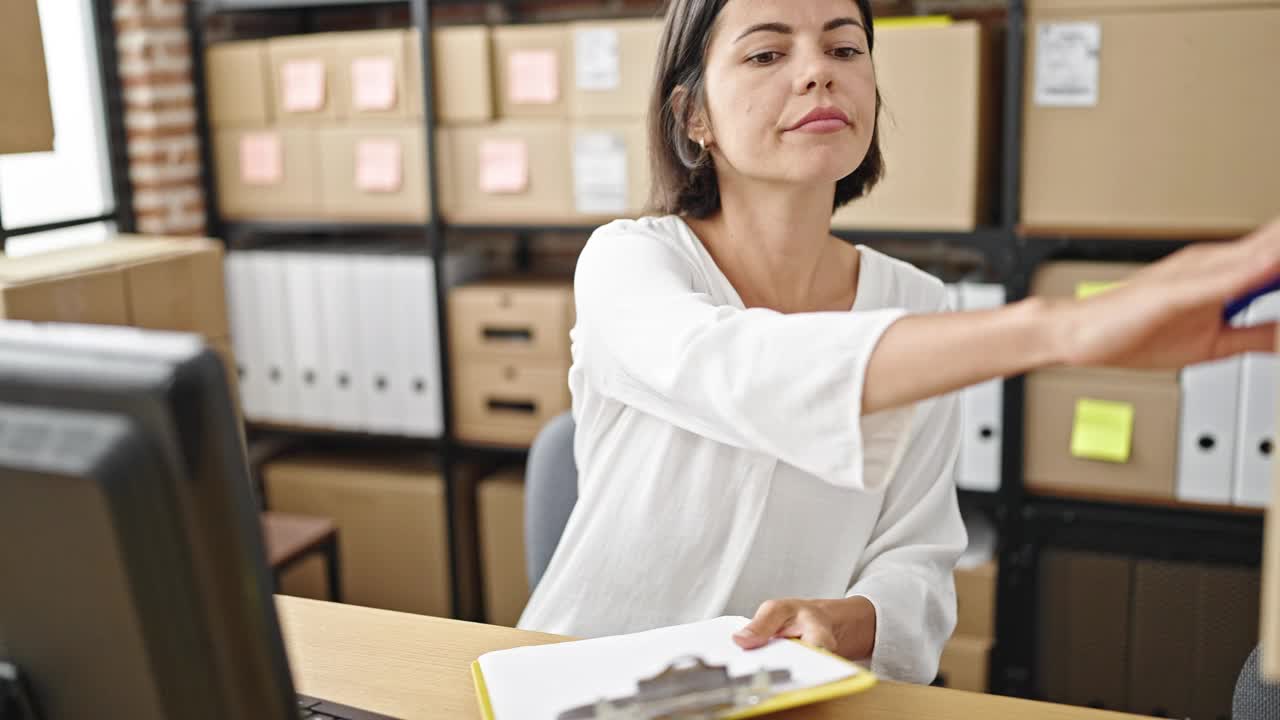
[{"xmin": 695, "ymin": 0, "xmax": 877, "ymax": 190}]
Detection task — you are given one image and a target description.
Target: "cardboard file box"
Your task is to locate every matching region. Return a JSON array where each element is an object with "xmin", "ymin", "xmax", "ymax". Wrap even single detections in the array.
[
  {"xmin": 0, "ymin": 0, "xmax": 53, "ymax": 154},
  {"xmin": 205, "ymin": 40, "xmax": 273, "ymax": 128},
  {"xmin": 427, "ymin": 26, "xmax": 492, "ymax": 123},
  {"xmin": 1021, "ymin": 0, "xmax": 1280, "ymax": 235},
  {"xmin": 436, "ymin": 122, "xmax": 573, "ymax": 223},
  {"xmin": 215, "ymin": 127, "xmax": 320, "ymax": 219},
  {"xmin": 831, "ymin": 20, "xmax": 996, "ymax": 231},
  {"xmin": 317, "ymin": 124, "xmax": 429, "ymax": 222},
  {"xmin": 492, "ymin": 24, "xmax": 571, "ymax": 120},
  {"xmin": 937, "ymin": 635, "xmax": 993, "ymax": 693},
  {"xmin": 264, "ymin": 454, "xmax": 453, "ymax": 617},
  {"xmin": 1029, "ymin": 260, "xmax": 1176, "ymax": 382},
  {"xmin": 1038, "ymin": 550, "xmax": 1133, "ymax": 710},
  {"xmin": 334, "ymin": 30, "xmax": 417, "ymax": 122},
  {"xmin": 955, "ymin": 560, "xmax": 997, "ymax": 639},
  {"xmin": 569, "ymin": 120, "xmax": 650, "ymax": 219},
  {"xmin": 567, "ymin": 19, "xmax": 663, "ymax": 119},
  {"xmin": 1025, "ymin": 367, "xmax": 1179, "ymax": 501},
  {"xmin": 449, "ymin": 280, "xmax": 574, "ymax": 365},
  {"xmin": 0, "ymin": 235, "xmax": 228, "ymax": 335},
  {"xmin": 478, "ymin": 468, "xmax": 530, "ymax": 627},
  {"xmin": 267, "ymin": 33, "xmax": 342, "ymax": 125},
  {"xmin": 453, "ymin": 360, "xmax": 570, "ymax": 447}
]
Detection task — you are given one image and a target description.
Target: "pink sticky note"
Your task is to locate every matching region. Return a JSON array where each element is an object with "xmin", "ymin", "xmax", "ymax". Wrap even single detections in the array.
[
  {"xmin": 508, "ymin": 50, "xmax": 559, "ymax": 104},
  {"xmin": 351, "ymin": 56, "xmax": 397, "ymax": 111},
  {"xmin": 479, "ymin": 139, "xmax": 529, "ymax": 194},
  {"xmin": 281, "ymin": 59, "xmax": 326, "ymax": 112},
  {"xmin": 239, "ymin": 132, "xmax": 283, "ymax": 185},
  {"xmin": 355, "ymin": 138, "xmax": 403, "ymax": 193}
]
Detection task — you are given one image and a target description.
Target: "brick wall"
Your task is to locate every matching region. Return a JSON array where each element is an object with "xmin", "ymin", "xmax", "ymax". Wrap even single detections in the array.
[{"xmin": 114, "ymin": 0, "xmax": 204, "ymax": 236}]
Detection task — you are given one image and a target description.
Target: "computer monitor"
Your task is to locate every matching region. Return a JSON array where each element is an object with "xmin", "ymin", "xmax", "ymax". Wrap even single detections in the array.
[{"xmin": 0, "ymin": 323, "xmax": 296, "ymax": 719}]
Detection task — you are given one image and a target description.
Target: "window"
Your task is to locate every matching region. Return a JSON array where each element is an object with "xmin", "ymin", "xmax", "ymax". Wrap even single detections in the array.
[{"xmin": 0, "ymin": 0, "xmax": 122, "ymax": 258}]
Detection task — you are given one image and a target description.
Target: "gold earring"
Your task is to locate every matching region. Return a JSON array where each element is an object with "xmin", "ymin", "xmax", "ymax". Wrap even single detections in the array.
[{"xmin": 698, "ymin": 138, "xmax": 707, "ymax": 151}]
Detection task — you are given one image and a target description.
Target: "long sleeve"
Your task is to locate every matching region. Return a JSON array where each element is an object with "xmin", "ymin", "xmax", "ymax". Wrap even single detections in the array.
[
  {"xmin": 572, "ymin": 219, "xmax": 907, "ymax": 489},
  {"xmin": 845, "ymin": 390, "xmax": 967, "ymax": 683}
]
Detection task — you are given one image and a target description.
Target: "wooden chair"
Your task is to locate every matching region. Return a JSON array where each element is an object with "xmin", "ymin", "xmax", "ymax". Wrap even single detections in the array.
[{"xmin": 260, "ymin": 511, "xmax": 342, "ymax": 603}]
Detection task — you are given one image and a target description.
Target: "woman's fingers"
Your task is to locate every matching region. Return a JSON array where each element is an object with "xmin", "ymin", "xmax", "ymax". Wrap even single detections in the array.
[
  {"xmin": 735, "ymin": 600, "xmax": 796, "ymax": 650},
  {"xmin": 1212, "ymin": 321, "xmax": 1279, "ymax": 360}
]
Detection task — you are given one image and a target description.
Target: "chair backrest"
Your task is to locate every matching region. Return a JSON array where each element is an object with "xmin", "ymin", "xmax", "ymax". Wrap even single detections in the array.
[
  {"xmin": 524, "ymin": 412, "xmax": 578, "ymax": 592},
  {"xmin": 1234, "ymin": 645, "xmax": 1280, "ymax": 719}
]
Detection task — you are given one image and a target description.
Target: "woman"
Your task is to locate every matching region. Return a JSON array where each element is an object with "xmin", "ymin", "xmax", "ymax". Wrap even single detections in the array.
[{"xmin": 517, "ymin": 0, "xmax": 1280, "ymax": 682}]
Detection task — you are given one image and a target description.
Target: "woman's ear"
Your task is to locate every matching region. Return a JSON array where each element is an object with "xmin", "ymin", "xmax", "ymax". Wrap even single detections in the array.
[{"xmin": 672, "ymin": 84, "xmax": 713, "ymax": 148}]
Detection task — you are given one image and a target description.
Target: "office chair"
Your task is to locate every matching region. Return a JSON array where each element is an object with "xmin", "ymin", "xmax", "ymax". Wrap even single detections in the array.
[
  {"xmin": 1235, "ymin": 645, "xmax": 1280, "ymax": 719},
  {"xmin": 523, "ymin": 412, "xmax": 578, "ymax": 592}
]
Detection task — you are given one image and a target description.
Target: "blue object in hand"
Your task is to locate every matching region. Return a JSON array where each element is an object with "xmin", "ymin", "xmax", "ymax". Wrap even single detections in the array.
[{"xmin": 1224, "ymin": 277, "xmax": 1280, "ymax": 323}]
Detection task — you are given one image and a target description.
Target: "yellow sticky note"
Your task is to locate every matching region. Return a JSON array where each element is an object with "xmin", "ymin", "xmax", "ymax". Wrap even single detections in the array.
[
  {"xmin": 1071, "ymin": 398, "xmax": 1135, "ymax": 463},
  {"xmin": 877, "ymin": 15, "xmax": 953, "ymax": 29},
  {"xmin": 1076, "ymin": 281, "xmax": 1121, "ymax": 300}
]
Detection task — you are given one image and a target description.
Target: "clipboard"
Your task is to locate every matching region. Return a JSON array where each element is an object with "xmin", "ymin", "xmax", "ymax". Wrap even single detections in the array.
[{"xmin": 470, "ymin": 616, "xmax": 878, "ymax": 720}]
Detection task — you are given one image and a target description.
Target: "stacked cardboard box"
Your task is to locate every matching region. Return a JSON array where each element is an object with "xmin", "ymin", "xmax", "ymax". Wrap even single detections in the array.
[
  {"xmin": 1024, "ymin": 262, "xmax": 1181, "ymax": 503},
  {"xmin": 477, "ymin": 467, "xmax": 531, "ymax": 627},
  {"xmin": 1021, "ymin": 0, "xmax": 1280, "ymax": 236},
  {"xmin": 207, "ymin": 30, "xmax": 429, "ymax": 222},
  {"xmin": 264, "ymin": 453, "xmax": 454, "ymax": 618},
  {"xmin": 831, "ymin": 19, "xmax": 998, "ymax": 232},
  {"xmin": 1040, "ymin": 549, "xmax": 1259, "ymax": 718},
  {"xmin": 436, "ymin": 20, "xmax": 660, "ymax": 225},
  {"xmin": 938, "ymin": 559, "xmax": 997, "ymax": 693}
]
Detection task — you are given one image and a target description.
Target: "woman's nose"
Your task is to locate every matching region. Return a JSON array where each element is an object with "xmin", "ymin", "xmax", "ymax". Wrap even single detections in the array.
[{"xmin": 795, "ymin": 55, "xmax": 835, "ymax": 94}]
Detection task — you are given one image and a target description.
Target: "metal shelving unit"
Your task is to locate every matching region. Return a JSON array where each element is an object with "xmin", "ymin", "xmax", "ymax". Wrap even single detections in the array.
[{"xmin": 180, "ymin": 0, "xmax": 1265, "ymax": 703}]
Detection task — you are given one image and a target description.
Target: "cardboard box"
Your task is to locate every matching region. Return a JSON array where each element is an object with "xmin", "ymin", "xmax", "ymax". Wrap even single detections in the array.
[
  {"xmin": 1127, "ymin": 560, "xmax": 1197, "ymax": 717},
  {"xmin": 436, "ymin": 122, "xmax": 573, "ymax": 223},
  {"xmin": 478, "ymin": 468, "xmax": 530, "ymax": 627},
  {"xmin": 1025, "ymin": 367, "xmax": 1180, "ymax": 501},
  {"xmin": 215, "ymin": 127, "xmax": 320, "ymax": 219},
  {"xmin": 0, "ymin": 0, "xmax": 53, "ymax": 154},
  {"xmin": 453, "ymin": 359, "xmax": 571, "ymax": 447},
  {"xmin": 567, "ymin": 19, "xmax": 662, "ymax": 119},
  {"xmin": 1125, "ymin": 560, "xmax": 1260, "ymax": 718},
  {"xmin": 1022, "ymin": 0, "xmax": 1280, "ymax": 236},
  {"xmin": 492, "ymin": 24, "xmax": 571, "ymax": 120},
  {"xmin": 1029, "ymin": 261, "xmax": 1177, "ymax": 381},
  {"xmin": 117, "ymin": 237, "xmax": 230, "ymax": 338},
  {"xmin": 428, "ymin": 26, "xmax": 492, "ymax": 123},
  {"xmin": 205, "ymin": 40, "xmax": 272, "ymax": 128},
  {"xmin": 335, "ymin": 30, "xmax": 416, "ymax": 122},
  {"xmin": 1039, "ymin": 550, "xmax": 1133, "ymax": 710},
  {"xmin": 831, "ymin": 20, "xmax": 996, "ymax": 231},
  {"xmin": 263, "ymin": 454, "xmax": 453, "ymax": 617},
  {"xmin": 0, "ymin": 260, "xmax": 129, "ymax": 325},
  {"xmin": 1265, "ymin": 329, "xmax": 1280, "ymax": 680},
  {"xmin": 317, "ymin": 124, "xmax": 429, "ymax": 222},
  {"xmin": 955, "ymin": 560, "xmax": 997, "ymax": 639},
  {"xmin": 0, "ymin": 236, "xmax": 229, "ymax": 333},
  {"xmin": 569, "ymin": 120, "xmax": 650, "ymax": 219},
  {"xmin": 937, "ymin": 634, "xmax": 993, "ymax": 693},
  {"xmin": 449, "ymin": 279, "xmax": 574, "ymax": 365},
  {"xmin": 1192, "ymin": 565, "xmax": 1261, "ymax": 719},
  {"xmin": 267, "ymin": 33, "xmax": 342, "ymax": 125}
]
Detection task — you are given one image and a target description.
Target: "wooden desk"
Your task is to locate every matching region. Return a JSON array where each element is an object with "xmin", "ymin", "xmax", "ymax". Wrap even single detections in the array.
[{"xmin": 276, "ymin": 596, "xmax": 1146, "ymax": 720}]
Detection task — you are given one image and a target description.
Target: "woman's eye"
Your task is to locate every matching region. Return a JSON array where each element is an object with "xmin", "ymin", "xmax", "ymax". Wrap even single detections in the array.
[
  {"xmin": 748, "ymin": 51, "xmax": 782, "ymax": 65},
  {"xmin": 830, "ymin": 46, "xmax": 864, "ymax": 59}
]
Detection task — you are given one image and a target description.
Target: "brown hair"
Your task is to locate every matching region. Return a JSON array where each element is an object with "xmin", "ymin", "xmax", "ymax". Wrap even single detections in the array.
[{"xmin": 647, "ymin": 0, "xmax": 885, "ymax": 219}]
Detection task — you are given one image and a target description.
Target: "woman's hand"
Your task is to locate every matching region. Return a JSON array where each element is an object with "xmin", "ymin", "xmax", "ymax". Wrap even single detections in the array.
[
  {"xmin": 1055, "ymin": 219, "xmax": 1280, "ymax": 371},
  {"xmin": 733, "ymin": 596, "xmax": 877, "ymax": 661}
]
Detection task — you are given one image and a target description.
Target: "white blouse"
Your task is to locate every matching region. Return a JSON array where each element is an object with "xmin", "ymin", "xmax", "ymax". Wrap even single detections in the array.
[{"xmin": 517, "ymin": 215, "xmax": 967, "ymax": 684}]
